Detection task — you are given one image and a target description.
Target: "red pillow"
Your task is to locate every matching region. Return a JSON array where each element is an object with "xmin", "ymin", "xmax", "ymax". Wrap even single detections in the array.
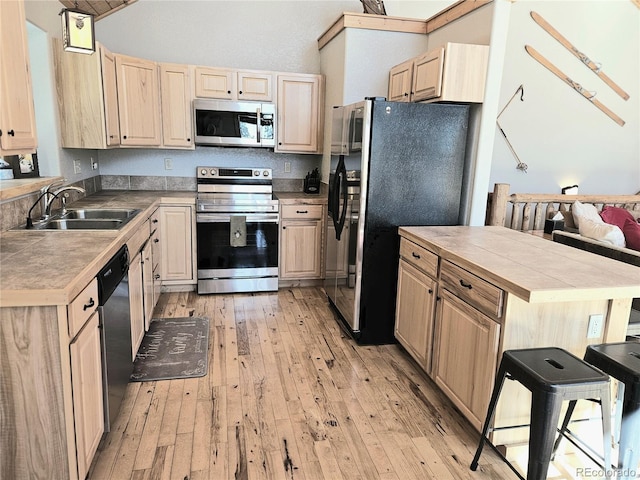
[
  {"xmin": 622, "ymin": 218, "xmax": 640, "ymax": 251},
  {"xmin": 600, "ymin": 206, "xmax": 635, "ymax": 230}
]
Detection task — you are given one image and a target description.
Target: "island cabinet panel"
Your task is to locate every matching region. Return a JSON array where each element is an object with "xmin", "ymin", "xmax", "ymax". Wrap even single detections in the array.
[
  {"xmin": 397, "ymin": 225, "xmax": 640, "ymax": 447},
  {"xmin": 395, "ymin": 258, "xmax": 438, "ymax": 372},
  {"xmin": 0, "ymin": 0, "xmax": 37, "ymax": 155},
  {"xmin": 433, "ymin": 288, "xmax": 500, "ymax": 431}
]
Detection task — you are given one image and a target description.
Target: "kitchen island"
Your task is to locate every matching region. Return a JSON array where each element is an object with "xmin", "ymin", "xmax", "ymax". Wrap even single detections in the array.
[{"xmin": 396, "ymin": 226, "xmax": 640, "ymax": 446}]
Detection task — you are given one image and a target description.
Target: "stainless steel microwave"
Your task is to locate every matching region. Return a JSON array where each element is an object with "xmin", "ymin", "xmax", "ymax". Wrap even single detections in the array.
[{"xmin": 193, "ymin": 99, "xmax": 275, "ymax": 147}]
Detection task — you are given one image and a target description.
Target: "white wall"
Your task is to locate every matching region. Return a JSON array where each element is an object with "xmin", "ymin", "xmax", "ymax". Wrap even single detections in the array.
[{"xmin": 488, "ymin": 0, "xmax": 639, "ymax": 196}]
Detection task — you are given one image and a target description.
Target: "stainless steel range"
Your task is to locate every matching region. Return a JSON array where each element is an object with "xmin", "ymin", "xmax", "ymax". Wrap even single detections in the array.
[{"xmin": 196, "ymin": 167, "xmax": 279, "ymax": 294}]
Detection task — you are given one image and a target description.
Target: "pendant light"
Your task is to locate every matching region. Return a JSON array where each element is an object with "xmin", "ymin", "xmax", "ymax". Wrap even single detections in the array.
[{"xmin": 60, "ymin": 2, "xmax": 95, "ymax": 54}]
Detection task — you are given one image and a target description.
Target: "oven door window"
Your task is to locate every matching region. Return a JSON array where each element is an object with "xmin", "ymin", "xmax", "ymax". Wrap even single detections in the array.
[
  {"xmin": 197, "ymin": 219, "xmax": 278, "ymax": 270},
  {"xmin": 195, "ymin": 109, "xmax": 258, "ymax": 141}
]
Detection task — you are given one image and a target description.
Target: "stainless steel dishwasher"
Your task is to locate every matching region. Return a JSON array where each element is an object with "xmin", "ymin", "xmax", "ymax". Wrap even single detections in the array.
[{"xmin": 97, "ymin": 245, "xmax": 133, "ymax": 432}]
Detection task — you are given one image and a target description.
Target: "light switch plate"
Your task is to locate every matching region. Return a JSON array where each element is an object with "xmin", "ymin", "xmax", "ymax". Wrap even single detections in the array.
[{"xmin": 73, "ymin": 159, "xmax": 81, "ymax": 174}]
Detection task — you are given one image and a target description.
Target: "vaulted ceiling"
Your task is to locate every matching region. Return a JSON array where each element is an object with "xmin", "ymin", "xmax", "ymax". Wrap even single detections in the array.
[{"xmin": 59, "ymin": 0, "xmax": 137, "ymax": 21}]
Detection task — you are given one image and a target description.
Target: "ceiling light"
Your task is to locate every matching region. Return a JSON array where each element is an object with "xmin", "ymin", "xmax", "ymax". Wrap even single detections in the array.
[{"xmin": 60, "ymin": 5, "xmax": 95, "ymax": 54}]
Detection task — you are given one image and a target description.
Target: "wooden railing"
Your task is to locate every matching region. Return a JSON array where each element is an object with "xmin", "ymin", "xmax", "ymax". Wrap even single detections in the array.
[{"xmin": 487, "ymin": 183, "xmax": 640, "ymax": 231}]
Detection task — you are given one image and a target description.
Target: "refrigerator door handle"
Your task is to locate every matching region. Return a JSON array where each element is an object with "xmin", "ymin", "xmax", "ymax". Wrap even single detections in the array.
[{"xmin": 334, "ymin": 156, "xmax": 348, "ymax": 240}]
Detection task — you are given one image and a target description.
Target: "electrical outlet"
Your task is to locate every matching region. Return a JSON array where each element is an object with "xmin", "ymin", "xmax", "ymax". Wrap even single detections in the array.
[
  {"xmin": 91, "ymin": 157, "xmax": 98, "ymax": 170},
  {"xmin": 164, "ymin": 158, "xmax": 173, "ymax": 170},
  {"xmin": 587, "ymin": 314, "xmax": 604, "ymax": 339},
  {"xmin": 284, "ymin": 161, "xmax": 291, "ymax": 173},
  {"xmin": 73, "ymin": 160, "xmax": 81, "ymax": 174}
]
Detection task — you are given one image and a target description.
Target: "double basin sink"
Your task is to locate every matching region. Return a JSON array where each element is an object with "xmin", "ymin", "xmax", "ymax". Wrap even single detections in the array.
[{"xmin": 24, "ymin": 208, "xmax": 141, "ymax": 230}]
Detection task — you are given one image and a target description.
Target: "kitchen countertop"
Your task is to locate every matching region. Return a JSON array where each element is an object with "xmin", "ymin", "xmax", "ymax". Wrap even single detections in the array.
[
  {"xmin": 399, "ymin": 226, "xmax": 640, "ymax": 304},
  {"xmin": 0, "ymin": 190, "xmax": 194, "ymax": 308}
]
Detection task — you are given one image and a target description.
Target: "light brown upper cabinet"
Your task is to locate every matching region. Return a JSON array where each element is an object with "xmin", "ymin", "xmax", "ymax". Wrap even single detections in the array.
[
  {"xmin": 194, "ymin": 67, "xmax": 273, "ymax": 101},
  {"xmin": 0, "ymin": 0, "xmax": 37, "ymax": 155},
  {"xmin": 159, "ymin": 63, "xmax": 194, "ymax": 149},
  {"xmin": 276, "ymin": 73, "xmax": 324, "ymax": 154},
  {"xmin": 389, "ymin": 43, "xmax": 490, "ymax": 104},
  {"xmin": 115, "ymin": 54, "xmax": 162, "ymax": 146},
  {"xmin": 53, "ymin": 40, "xmax": 121, "ymax": 149},
  {"xmin": 388, "ymin": 59, "xmax": 414, "ymax": 103}
]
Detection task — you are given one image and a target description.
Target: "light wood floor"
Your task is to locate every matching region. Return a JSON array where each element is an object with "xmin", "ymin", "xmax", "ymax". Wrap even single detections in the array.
[{"xmin": 88, "ymin": 287, "xmax": 612, "ymax": 480}]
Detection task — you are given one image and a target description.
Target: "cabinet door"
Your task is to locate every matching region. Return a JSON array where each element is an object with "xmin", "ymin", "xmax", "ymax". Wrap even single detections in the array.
[
  {"xmin": 0, "ymin": 0, "xmax": 37, "ymax": 154},
  {"xmin": 280, "ymin": 219, "xmax": 323, "ymax": 279},
  {"xmin": 115, "ymin": 54, "xmax": 161, "ymax": 146},
  {"xmin": 129, "ymin": 251, "xmax": 145, "ymax": 357},
  {"xmin": 70, "ymin": 312, "xmax": 104, "ymax": 480},
  {"xmin": 101, "ymin": 46, "xmax": 121, "ymax": 146},
  {"xmin": 276, "ymin": 74, "xmax": 323, "ymax": 154},
  {"xmin": 159, "ymin": 205, "xmax": 193, "ymax": 282},
  {"xmin": 433, "ymin": 289, "xmax": 500, "ymax": 430},
  {"xmin": 411, "ymin": 47, "xmax": 444, "ymax": 103},
  {"xmin": 395, "ymin": 259, "xmax": 437, "ymax": 372},
  {"xmin": 388, "ymin": 59, "xmax": 413, "ymax": 102},
  {"xmin": 194, "ymin": 66, "xmax": 235, "ymax": 99},
  {"xmin": 160, "ymin": 63, "xmax": 193, "ymax": 148},
  {"xmin": 237, "ymin": 71, "xmax": 273, "ymax": 101}
]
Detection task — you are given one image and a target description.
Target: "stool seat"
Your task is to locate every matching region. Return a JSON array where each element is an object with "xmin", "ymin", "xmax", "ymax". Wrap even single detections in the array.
[
  {"xmin": 585, "ymin": 342, "xmax": 640, "ymax": 386},
  {"xmin": 506, "ymin": 347, "xmax": 611, "ymax": 391},
  {"xmin": 471, "ymin": 347, "xmax": 611, "ymax": 480},
  {"xmin": 582, "ymin": 342, "xmax": 640, "ymax": 479}
]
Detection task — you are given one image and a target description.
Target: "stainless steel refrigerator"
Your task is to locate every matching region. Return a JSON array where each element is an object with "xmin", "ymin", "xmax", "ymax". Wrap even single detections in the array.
[{"xmin": 324, "ymin": 98, "xmax": 470, "ymax": 345}]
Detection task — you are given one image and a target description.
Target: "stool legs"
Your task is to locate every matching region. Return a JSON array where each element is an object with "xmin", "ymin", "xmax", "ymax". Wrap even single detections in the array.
[
  {"xmin": 527, "ymin": 391, "xmax": 564, "ymax": 480},
  {"xmin": 470, "ymin": 364, "xmax": 507, "ymax": 471},
  {"xmin": 552, "ymin": 393, "xmax": 613, "ymax": 475},
  {"xmin": 618, "ymin": 384, "xmax": 640, "ymax": 479}
]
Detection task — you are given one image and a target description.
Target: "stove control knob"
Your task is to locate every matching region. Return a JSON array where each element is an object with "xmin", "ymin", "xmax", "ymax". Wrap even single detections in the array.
[
  {"xmin": 254, "ymin": 170, "xmax": 260, "ymax": 176},
  {"xmin": 263, "ymin": 170, "xmax": 269, "ymax": 177},
  {"xmin": 210, "ymin": 169, "xmax": 216, "ymax": 176},
  {"xmin": 200, "ymin": 169, "xmax": 207, "ymax": 176}
]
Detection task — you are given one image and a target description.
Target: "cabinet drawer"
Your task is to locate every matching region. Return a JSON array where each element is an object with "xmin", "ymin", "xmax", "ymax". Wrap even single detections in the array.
[
  {"xmin": 399, "ymin": 237, "xmax": 438, "ymax": 278},
  {"xmin": 440, "ymin": 260, "xmax": 504, "ymax": 318},
  {"xmin": 68, "ymin": 278, "xmax": 99, "ymax": 338},
  {"xmin": 281, "ymin": 204, "xmax": 323, "ymax": 220}
]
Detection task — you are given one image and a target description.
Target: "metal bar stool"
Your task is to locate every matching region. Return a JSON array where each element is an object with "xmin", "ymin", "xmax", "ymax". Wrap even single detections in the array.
[
  {"xmin": 554, "ymin": 342, "xmax": 640, "ymax": 479},
  {"xmin": 470, "ymin": 347, "xmax": 612, "ymax": 479}
]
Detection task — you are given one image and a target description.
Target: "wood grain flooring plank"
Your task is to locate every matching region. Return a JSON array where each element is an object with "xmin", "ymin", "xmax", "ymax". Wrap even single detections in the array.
[
  {"xmin": 176, "ymin": 377, "xmax": 199, "ymax": 435},
  {"xmin": 169, "ymin": 432, "xmax": 192, "ymax": 480},
  {"xmin": 208, "ymin": 441, "xmax": 229, "ymax": 480},
  {"xmin": 190, "ymin": 399, "xmax": 213, "ymax": 471},
  {"xmin": 134, "ymin": 380, "xmax": 170, "ymax": 470},
  {"xmin": 108, "ymin": 383, "xmax": 157, "ymax": 480},
  {"xmin": 157, "ymin": 379, "xmax": 184, "ymax": 447},
  {"xmin": 89, "ymin": 382, "xmax": 142, "ymax": 479},
  {"xmin": 313, "ymin": 440, "xmax": 344, "ymax": 480}
]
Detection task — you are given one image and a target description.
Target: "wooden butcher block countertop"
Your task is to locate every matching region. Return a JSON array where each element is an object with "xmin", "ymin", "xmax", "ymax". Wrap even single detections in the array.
[
  {"xmin": 0, "ymin": 190, "xmax": 194, "ymax": 308},
  {"xmin": 399, "ymin": 226, "xmax": 640, "ymax": 304}
]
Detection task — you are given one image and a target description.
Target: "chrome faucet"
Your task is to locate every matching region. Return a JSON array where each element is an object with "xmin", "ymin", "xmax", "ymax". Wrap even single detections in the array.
[{"xmin": 44, "ymin": 185, "xmax": 86, "ymax": 217}]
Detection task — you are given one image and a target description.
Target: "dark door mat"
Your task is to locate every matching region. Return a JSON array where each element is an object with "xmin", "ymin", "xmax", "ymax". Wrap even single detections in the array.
[{"xmin": 130, "ymin": 317, "xmax": 209, "ymax": 382}]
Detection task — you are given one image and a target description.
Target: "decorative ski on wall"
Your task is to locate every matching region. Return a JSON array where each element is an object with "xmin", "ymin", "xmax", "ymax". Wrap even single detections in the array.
[
  {"xmin": 530, "ymin": 11, "xmax": 630, "ymax": 100},
  {"xmin": 525, "ymin": 45, "xmax": 625, "ymax": 127}
]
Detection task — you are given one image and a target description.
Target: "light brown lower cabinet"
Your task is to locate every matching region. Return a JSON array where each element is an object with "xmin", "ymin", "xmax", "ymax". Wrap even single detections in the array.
[
  {"xmin": 159, "ymin": 205, "xmax": 193, "ymax": 284},
  {"xmin": 433, "ymin": 288, "xmax": 500, "ymax": 430},
  {"xmin": 70, "ymin": 311, "xmax": 105, "ymax": 480},
  {"xmin": 394, "ymin": 258, "xmax": 437, "ymax": 372},
  {"xmin": 279, "ymin": 204, "xmax": 325, "ymax": 280}
]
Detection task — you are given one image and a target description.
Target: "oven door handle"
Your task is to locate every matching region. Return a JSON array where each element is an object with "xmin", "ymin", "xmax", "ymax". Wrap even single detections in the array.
[{"xmin": 197, "ymin": 213, "xmax": 279, "ymax": 223}]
